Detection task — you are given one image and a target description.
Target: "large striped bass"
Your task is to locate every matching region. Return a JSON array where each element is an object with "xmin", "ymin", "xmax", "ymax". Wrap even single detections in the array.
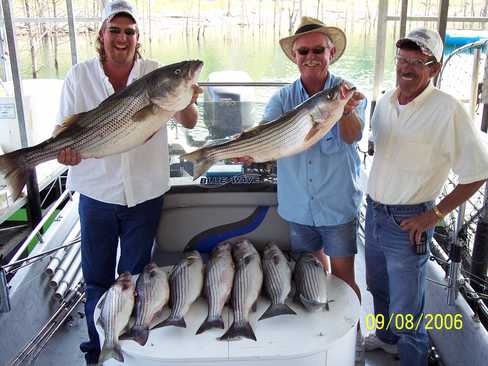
[
  {"xmin": 219, "ymin": 239, "xmax": 263, "ymax": 342},
  {"xmin": 294, "ymin": 253, "xmax": 329, "ymax": 312},
  {"xmin": 181, "ymin": 82, "xmax": 355, "ymax": 179},
  {"xmin": 97, "ymin": 272, "xmax": 135, "ymax": 364},
  {"xmin": 259, "ymin": 242, "xmax": 296, "ymax": 321},
  {"xmin": 0, "ymin": 60, "xmax": 203, "ymax": 199},
  {"xmin": 196, "ymin": 242, "xmax": 235, "ymax": 335},
  {"xmin": 160, "ymin": 250, "xmax": 203, "ymax": 328},
  {"xmin": 129, "ymin": 263, "xmax": 169, "ymax": 346}
]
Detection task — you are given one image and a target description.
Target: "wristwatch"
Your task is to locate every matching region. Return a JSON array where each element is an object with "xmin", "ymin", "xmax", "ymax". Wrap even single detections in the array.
[{"xmin": 432, "ymin": 206, "xmax": 445, "ymax": 220}]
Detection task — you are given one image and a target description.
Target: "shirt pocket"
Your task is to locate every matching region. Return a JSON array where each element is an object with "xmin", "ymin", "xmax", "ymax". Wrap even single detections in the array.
[
  {"xmin": 394, "ymin": 140, "xmax": 433, "ymax": 172},
  {"xmin": 320, "ymin": 129, "xmax": 342, "ymax": 155}
]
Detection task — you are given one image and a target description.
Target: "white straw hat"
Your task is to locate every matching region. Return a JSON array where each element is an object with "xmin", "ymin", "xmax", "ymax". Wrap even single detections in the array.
[{"xmin": 279, "ymin": 16, "xmax": 347, "ymax": 64}]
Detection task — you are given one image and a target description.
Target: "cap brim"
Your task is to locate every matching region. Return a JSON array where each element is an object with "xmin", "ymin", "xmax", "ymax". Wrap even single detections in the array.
[
  {"xmin": 396, "ymin": 38, "xmax": 433, "ymax": 56},
  {"xmin": 279, "ymin": 26, "xmax": 346, "ymax": 64}
]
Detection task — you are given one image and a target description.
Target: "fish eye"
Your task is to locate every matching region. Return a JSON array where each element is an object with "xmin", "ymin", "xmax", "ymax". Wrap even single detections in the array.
[{"xmin": 174, "ymin": 69, "xmax": 181, "ymax": 75}]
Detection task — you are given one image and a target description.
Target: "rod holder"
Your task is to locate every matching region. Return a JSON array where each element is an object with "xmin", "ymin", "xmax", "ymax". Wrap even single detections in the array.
[{"xmin": 0, "ymin": 267, "xmax": 11, "ymax": 313}]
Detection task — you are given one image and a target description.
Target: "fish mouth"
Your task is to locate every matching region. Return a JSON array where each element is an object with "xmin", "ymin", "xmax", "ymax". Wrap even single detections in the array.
[{"xmin": 189, "ymin": 60, "xmax": 204, "ymax": 83}]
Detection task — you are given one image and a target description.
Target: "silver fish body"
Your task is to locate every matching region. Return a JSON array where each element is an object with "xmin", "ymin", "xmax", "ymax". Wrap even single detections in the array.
[
  {"xmin": 160, "ymin": 250, "xmax": 204, "ymax": 328},
  {"xmin": 196, "ymin": 242, "xmax": 235, "ymax": 334},
  {"xmin": 182, "ymin": 82, "xmax": 354, "ymax": 178},
  {"xmin": 259, "ymin": 242, "xmax": 296, "ymax": 320},
  {"xmin": 294, "ymin": 253, "xmax": 329, "ymax": 312},
  {"xmin": 98, "ymin": 272, "xmax": 135, "ymax": 363},
  {"xmin": 0, "ymin": 60, "xmax": 203, "ymax": 199},
  {"xmin": 130, "ymin": 263, "xmax": 169, "ymax": 346},
  {"xmin": 219, "ymin": 239, "xmax": 263, "ymax": 341}
]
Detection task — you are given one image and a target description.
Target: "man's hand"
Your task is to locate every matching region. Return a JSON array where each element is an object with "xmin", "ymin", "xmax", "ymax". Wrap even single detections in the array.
[
  {"xmin": 57, "ymin": 147, "xmax": 81, "ymax": 166},
  {"xmin": 233, "ymin": 156, "xmax": 254, "ymax": 165},
  {"xmin": 341, "ymin": 85, "xmax": 365, "ymax": 116},
  {"xmin": 399, "ymin": 210, "xmax": 439, "ymax": 245},
  {"xmin": 189, "ymin": 84, "xmax": 203, "ymax": 106}
]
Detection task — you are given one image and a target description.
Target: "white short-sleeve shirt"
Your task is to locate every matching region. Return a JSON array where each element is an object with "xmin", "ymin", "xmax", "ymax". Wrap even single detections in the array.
[
  {"xmin": 56, "ymin": 57, "xmax": 169, "ymax": 207},
  {"xmin": 367, "ymin": 83, "xmax": 488, "ymax": 205}
]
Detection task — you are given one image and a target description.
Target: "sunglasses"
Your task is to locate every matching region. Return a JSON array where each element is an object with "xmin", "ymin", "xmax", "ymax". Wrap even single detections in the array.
[
  {"xmin": 107, "ymin": 26, "xmax": 138, "ymax": 36},
  {"xmin": 296, "ymin": 46, "xmax": 327, "ymax": 56},
  {"xmin": 394, "ymin": 55, "xmax": 435, "ymax": 68}
]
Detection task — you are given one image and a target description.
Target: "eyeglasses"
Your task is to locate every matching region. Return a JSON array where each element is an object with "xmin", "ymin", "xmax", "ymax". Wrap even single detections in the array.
[
  {"xmin": 296, "ymin": 46, "xmax": 327, "ymax": 56},
  {"xmin": 394, "ymin": 55, "xmax": 435, "ymax": 68},
  {"xmin": 107, "ymin": 26, "xmax": 138, "ymax": 36}
]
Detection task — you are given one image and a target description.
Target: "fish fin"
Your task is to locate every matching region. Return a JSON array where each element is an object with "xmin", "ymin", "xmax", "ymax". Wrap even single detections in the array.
[
  {"xmin": 99, "ymin": 342, "xmax": 124, "ymax": 363},
  {"xmin": 180, "ymin": 150, "xmax": 214, "ymax": 180},
  {"xmin": 196, "ymin": 315, "xmax": 224, "ymax": 335},
  {"xmin": 191, "ymin": 159, "xmax": 215, "ymax": 180},
  {"xmin": 219, "ymin": 321, "xmax": 257, "ymax": 342},
  {"xmin": 0, "ymin": 150, "xmax": 33, "ymax": 200},
  {"xmin": 299, "ymin": 294, "xmax": 329, "ymax": 310},
  {"xmin": 132, "ymin": 103, "xmax": 162, "ymax": 122},
  {"xmin": 259, "ymin": 303, "xmax": 297, "ymax": 320},
  {"xmin": 304, "ymin": 122, "xmax": 321, "ymax": 142},
  {"xmin": 157, "ymin": 316, "xmax": 187, "ymax": 328},
  {"xmin": 129, "ymin": 326, "xmax": 149, "ymax": 346},
  {"xmin": 52, "ymin": 113, "xmax": 86, "ymax": 137}
]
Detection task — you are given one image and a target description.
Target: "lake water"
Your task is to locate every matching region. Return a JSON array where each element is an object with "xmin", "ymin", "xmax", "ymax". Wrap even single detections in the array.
[{"xmin": 14, "ymin": 24, "xmax": 401, "ymax": 99}]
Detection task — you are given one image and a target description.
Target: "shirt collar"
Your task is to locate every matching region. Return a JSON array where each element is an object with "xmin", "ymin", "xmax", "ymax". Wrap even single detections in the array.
[
  {"xmin": 390, "ymin": 81, "xmax": 435, "ymax": 107},
  {"xmin": 97, "ymin": 57, "xmax": 142, "ymax": 88},
  {"xmin": 298, "ymin": 73, "xmax": 336, "ymax": 98}
]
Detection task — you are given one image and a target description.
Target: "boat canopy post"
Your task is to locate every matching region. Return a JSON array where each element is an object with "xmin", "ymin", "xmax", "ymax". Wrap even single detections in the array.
[
  {"xmin": 1, "ymin": 0, "xmax": 42, "ymax": 229},
  {"xmin": 66, "ymin": 0, "xmax": 78, "ymax": 65},
  {"xmin": 399, "ymin": 0, "xmax": 408, "ymax": 39},
  {"xmin": 370, "ymin": 0, "xmax": 388, "ymax": 119},
  {"xmin": 470, "ymin": 47, "xmax": 488, "ymax": 296}
]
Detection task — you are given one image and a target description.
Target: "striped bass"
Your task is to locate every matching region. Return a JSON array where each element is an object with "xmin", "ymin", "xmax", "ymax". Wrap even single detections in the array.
[
  {"xmin": 0, "ymin": 60, "xmax": 203, "ymax": 199},
  {"xmin": 219, "ymin": 239, "xmax": 263, "ymax": 342},
  {"xmin": 294, "ymin": 252, "xmax": 330, "ymax": 312},
  {"xmin": 160, "ymin": 250, "xmax": 203, "ymax": 328},
  {"xmin": 196, "ymin": 242, "xmax": 235, "ymax": 334},
  {"xmin": 259, "ymin": 242, "xmax": 296, "ymax": 321},
  {"xmin": 130, "ymin": 263, "xmax": 169, "ymax": 346},
  {"xmin": 97, "ymin": 272, "xmax": 135, "ymax": 364},
  {"xmin": 181, "ymin": 81, "xmax": 355, "ymax": 179}
]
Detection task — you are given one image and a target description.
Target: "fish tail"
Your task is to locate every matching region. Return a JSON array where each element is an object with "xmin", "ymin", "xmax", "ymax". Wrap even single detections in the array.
[
  {"xmin": 259, "ymin": 303, "xmax": 297, "ymax": 321},
  {"xmin": 130, "ymin": 325, "xmax": 149, "ymax": 346},
  {"xmin": 195, "ymin": 315, "xmax": 224, "ymax": 335},
  {"xmin": 99, "ymin": 342, "xmax": 124, "ymax": 363},
  {"xmin": 0, "ymin": 149, "xmax": 31, "ymax": 200},
  {"xmin": 180, "ymin": 149, "xmax": 214, "ymax": 179},
  {"xmin": 218, "ymin": 321, "xmax": 257, "ymax": 342},
  {"xmin": 299, "ymin": 294, "xmax": 329, "ymax": 312},
  {"xmin": 158, "ymin": 316, "xmax": 187, "ymax": 328}
]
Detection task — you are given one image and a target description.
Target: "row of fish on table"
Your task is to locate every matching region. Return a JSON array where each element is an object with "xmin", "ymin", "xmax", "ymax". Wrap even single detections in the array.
[{"xmin": 97, "ymin": 239, "xmax": 330, "ymax": 363}]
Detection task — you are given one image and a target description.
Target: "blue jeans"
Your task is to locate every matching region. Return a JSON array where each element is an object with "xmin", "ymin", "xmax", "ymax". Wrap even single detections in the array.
[
  {"xmin": 365, "ymin": 196, "xmax": 434, "ymax": 366},
  {"xmin": 78, "ymin": 194, "xmax": 164, "ymax": 364}
]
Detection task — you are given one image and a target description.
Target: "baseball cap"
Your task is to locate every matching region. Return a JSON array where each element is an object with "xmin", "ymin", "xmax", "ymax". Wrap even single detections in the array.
[
  {"xmin": 396, "ymin": 28, "xmax": 444, "ymax": 62},
  {"xmin": 101, "ymin": 0, "xmax": 138, "ymax": 24}
]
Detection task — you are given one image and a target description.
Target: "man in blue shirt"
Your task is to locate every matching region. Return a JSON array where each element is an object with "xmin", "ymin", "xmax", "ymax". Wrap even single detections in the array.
[{"xmin": 259, "ymin": 16, "xmax": 366, "ymax": 299}]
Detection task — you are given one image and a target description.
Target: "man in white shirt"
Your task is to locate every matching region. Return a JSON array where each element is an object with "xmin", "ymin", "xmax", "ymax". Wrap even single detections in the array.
[
  {"xmin": 55, "ymin": 1, "xmax": 200, "ymax": 364},
  {"xmin": 364, "ymin": 28, "xmax": 488, "ymax": 365}
]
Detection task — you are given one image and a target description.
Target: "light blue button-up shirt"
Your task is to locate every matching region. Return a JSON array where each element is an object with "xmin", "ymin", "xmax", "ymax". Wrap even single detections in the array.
[{"xmin": 263, "ymin": 74, "xmax": 366, "ymax": 226}]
